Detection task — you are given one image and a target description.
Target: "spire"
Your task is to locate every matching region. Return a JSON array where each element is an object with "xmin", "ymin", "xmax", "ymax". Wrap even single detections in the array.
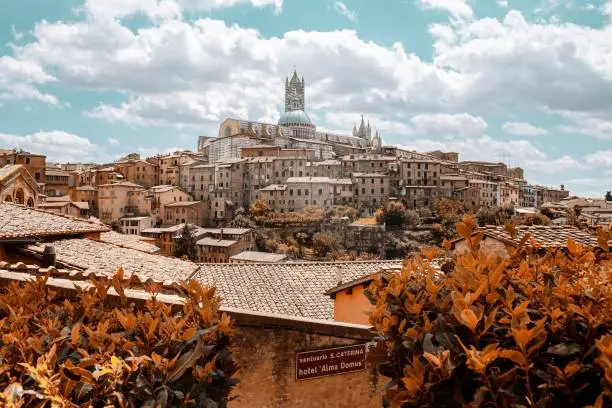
[{"xmin": 357, "ymin": 115, "xmax": 366, "ymax": 139}]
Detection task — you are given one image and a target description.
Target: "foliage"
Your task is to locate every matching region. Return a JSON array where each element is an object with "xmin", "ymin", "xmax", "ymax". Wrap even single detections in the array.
[
  {"xmin": 476, "ymin": 205, "xmax": 514, "ymax": 227},
  {"xmin": 227, "ymin": 214, "xmax": 255, "ymax": 229},
  {"xmin": 367, "ymin": 221, "xmax": 612, "ymax": 408},
  {"xmin": 431, "ymin": 198, "xmax": 471, "ymax": 245},
  {"xmin": 174, "ymin": 224, "xmax": 198, "ymax": 262},
  {"xmin": 254, "ymin": 206, "xmax": 324, "ymax": 228},
  {"xmin": 327, "ymin": 205, "xmax": 359, "ymax": 222},
  {"xmin": 377, "ymin": 201, "xmax": 419, "ymax": 228},
  {"xmin": 514, "ymin": 213, "xmax": 551, "ymax": 226},
  {"xmin": 565, "ymin": 207, "xmax": 588, "ymax": 229},
  {"xmin": 312, "ymin": 232, "xmax": 340, "ymax": 258},
  {"xmin": 0, "ymin": 271, "xmax": 238, "ymax": 407},
  {"xmin": 250, "ymin": 199, "xmax": 271, "ymax": 218}
]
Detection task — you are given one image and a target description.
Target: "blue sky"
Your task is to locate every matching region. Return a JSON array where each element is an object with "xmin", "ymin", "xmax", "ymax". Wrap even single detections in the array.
[{"xmin": 1, "ymin": 0, "xmax": 611, "ymax": 197}]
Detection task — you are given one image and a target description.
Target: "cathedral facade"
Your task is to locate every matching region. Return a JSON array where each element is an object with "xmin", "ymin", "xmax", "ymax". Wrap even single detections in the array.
[{"xmin": 208, "ymin": 69, "xmax": 382, "ymax": 163}]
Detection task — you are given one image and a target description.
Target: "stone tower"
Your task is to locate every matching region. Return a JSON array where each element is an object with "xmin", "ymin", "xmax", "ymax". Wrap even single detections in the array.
[{"xmin": 284, "ymin": 69, "xmax": 305, "ymax": 112}]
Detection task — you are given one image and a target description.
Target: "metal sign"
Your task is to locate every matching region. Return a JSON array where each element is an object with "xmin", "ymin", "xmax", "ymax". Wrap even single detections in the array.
[{"xmin": 295, "ymin": 343, "xmax": 367, "ymax": 381}]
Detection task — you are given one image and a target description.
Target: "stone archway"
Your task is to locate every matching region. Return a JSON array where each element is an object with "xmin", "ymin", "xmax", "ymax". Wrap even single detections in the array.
[
  {"xmin": 14, "ymin": 188, "xmax": 25, "ymax": 205},
  {"xmin": 4, "ymin": 195, "xmax": 12, "ymax": 202},
  {"xmin": 26, "ymin": 197, "xmax": 34, "ymax": 208}
]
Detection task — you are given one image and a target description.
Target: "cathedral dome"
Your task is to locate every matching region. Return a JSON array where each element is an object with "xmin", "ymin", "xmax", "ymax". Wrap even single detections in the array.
[{"xmin": 278, "ymin": 110, "xmax": 314, "ymax": 128}]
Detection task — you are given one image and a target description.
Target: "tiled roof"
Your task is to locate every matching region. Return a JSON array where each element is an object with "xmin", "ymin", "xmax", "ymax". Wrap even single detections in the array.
[
  {"xmin": 470, "ymin": 225, "xmax": 601, "ymax": 249},
  {"xmin": 0, "ymin": 202, "xmax": 109, "ymax": 240},
  {"xmin": 195, "ymin": 228, "xmax": 252, "ymax": 236},
  {"xmin": 196, "ymin": 238, "xmax": 238, "ymax": 247},
  {"xmin": 229, "ymin": 251, "xmax": 287, "ymax": 263},
  {"xmin": 165, "ymin": 201, "xmax": 201, "ymax": 207},
  {"xmin": 0, "ymin": 165, "xmax": 21, "ymax": 181},
  {"xmin": 98, "ymin": 231, "xmax": 160, "ymax": 254},
  {"xmin": 194, "ymin": 260, "xmax": 403, "ymax": 320},
  {"xmin": 27, "ymin": 237, "xmax": 197, "ymax": 282},
  {"xmin": 286, "ymin": 177, "xmax": 332, "ymax": 183}
]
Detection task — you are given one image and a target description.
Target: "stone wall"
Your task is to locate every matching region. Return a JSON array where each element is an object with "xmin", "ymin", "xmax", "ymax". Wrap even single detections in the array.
[{"xmin": 227, "ymin": 309, "xmax": 381, "ymax": 408}]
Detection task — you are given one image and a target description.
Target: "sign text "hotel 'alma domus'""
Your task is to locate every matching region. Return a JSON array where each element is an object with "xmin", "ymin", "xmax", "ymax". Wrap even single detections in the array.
[{"xmin": 295, "ymin": 344, "xmax": 367, "ymax": 381}]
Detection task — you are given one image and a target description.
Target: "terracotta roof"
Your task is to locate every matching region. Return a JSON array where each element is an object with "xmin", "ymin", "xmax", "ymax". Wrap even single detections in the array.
[
  {"xmin": 164, "ymin": 201, "xmax": 202, "ymax": 207},
  {"xmin": 194, "ymin": 260, "xmax": 403, "ymax": 320},
  {"xmin": 458, "ymin": 225, "xmax": 602, "ymax": 249},
  {"xmin": 45, "ymin": 195, "xmax": 71, "ymax": 202},
  {"xmin": 27, "ymin": 237, "xmax": 197, "ymax": 282},
  {"xmin": 0, "ymin": 202, "xmax": 109, "ymax": 240},
  {"xmin": 196, "ymin": 238, "xmax": 238, "ymax": 247},
  {"xmin": 98, "ymin": 231, "xmax": 160, "ymax": 254},
  {"xmin": 229, "ymin": 251, "xmax": 287, "ymax": 263}
]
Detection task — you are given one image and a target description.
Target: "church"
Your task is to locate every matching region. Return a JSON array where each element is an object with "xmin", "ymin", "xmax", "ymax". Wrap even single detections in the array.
[{"xmin": 202, "ymin": 69, "xmax": 383, "ymax": 163}]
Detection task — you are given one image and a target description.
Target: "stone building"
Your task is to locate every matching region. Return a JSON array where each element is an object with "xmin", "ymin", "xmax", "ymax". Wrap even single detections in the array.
[
  {"xmin": 147, "ymin": 185, "xmax": 193, "ymax": 225},
  {"xmin": 38, "ymin": 201, "xmax": 89, "ymax": 218},
  {"xmin": 70, "ymin": 186, "xmax": 99, "ymax": 217},
  {"xmin": 196, "ymin": 238, "xmax": 243, "ymax": 263},
  {"xmin": 119, "ymin": 216, "xmax": 155, "ymax": 235},
  {"xmin": 44, "ymin": 168, "xmax": 71, "ymax": 197},
  {"xmin": 352, "ymin": 173, "xmax": 390, "ymax": 211},
  {"xmin": 115, "ymin": 159, "xmax": 159, "ymax": 188},
  {"xmin": 469, "ymin": 179, "xmax": 498, "ymax": 208},
  {"xmin": 97, "ymin": 181, "xmax": 147, "ymax": 224},
  {"xmin": 0, "ymin": 165, "xmax": 40, "ymax": 207},
  {"xmin": 164, "ymin": 201, "xmax": 206, "ymax": 226},
  {"xmin": 0, "ymin": 149, "xmax": 46, "ymax": 183}
]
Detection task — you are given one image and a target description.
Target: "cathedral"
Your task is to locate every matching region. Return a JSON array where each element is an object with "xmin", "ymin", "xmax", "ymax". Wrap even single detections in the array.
[{"xmin": 207, "ymin": 69, "xmax": 383, "ymax": 163}]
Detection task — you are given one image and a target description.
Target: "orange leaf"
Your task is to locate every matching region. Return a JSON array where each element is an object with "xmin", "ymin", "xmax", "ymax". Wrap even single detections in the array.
[
  {"xmin": 499, "ymin": 349, "xmax": 527, "ymax": 366},
  {"xmin": 567, "ymin": 239, "xmax": 577, "ymax": 255},
  {"xmin": 182, "ymin": 327, "xmax": 197, "ymax": 341},
  {"xmin": 597, "ymin": 227, "xmax": 610, "ymax": 251},
  {"xmin": 423, "ymin": 352, "xmax": 441, "ymax": 368},
  {"xmin": 71, "ymin": 323, "xmax": 81, "ymax": 345},
  {"xmin": 456, "ymin": 222, "xmax": 472, "ymax": 240},
  {"xmin": 564, "ymin": 361, "xmax": 580, "ymax": 377},
  {"xmin": 460, "ymin": 309, "xmax": 480, "ymax": 332}
]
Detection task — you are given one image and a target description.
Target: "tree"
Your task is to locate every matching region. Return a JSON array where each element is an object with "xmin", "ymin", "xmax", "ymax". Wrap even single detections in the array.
[
  {"xmin": 250, "ymin": 199, "xmax": 271, "ymax": 217},
  {"xmin": 515, "ymin": 212, "xmax": 551, "ymax": 226},
  {"xmin": 328, "ymin": 205, "xmax": 358, "ymax": 221},
  {"xmin": 227, "ymin": 214, "xmax": 255, "ymax": 229},
  {"xmin": 174, "ymin": 224, "xmax": 198, "ymax": 261},
  {"xmin": 606, "ymin": 191, "xmax": 612, "ymax": 201},
  {"xmin": 476, "ymin": 205, "xmax": 513, "ymax": 227},
  {"xmin": 367, "ymin": 222, "xmax": 612, "ymax": 408},
  {"xmin": 312, "ymin": 232, "xmax": 340, "ymax": 258},
  {"xmin": 377, "ymin": 201, "xmax": 413, "ymax": 227}
]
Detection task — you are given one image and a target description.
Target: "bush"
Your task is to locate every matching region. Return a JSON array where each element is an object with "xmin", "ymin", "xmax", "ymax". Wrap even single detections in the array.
[
  {"xmin": 250, "ymin": 199, "xmax": 271, "ymax": 217},
  {"xmin": 0, "ymin": 271, "xmax": 238, "ymax": 407},
  {"xmin": 515, "ymin": 213, "xmax": 551, "ymax": 226},
  {"xmin": 476, "ymin": 205, "xmax": 514, "ymax": 226},
  {"xmin": 312, "ymin": 232, "xmax": 340, "ymax": 258},
  {"xmin": 377, "ymin": 201, "xmax": 416, "ymax": 227},
  {"xmin": 367, "ymin": 222, "xmax": 612, "ymax": 408},
  {"xmin": 328, "ymin": 205, "xmax": 359, "ymax": 221}
]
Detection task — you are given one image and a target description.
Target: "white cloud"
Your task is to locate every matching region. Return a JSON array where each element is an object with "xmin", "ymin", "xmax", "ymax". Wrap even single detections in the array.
[
  {"xmin": 417, "ymin": 0, "xmax": 473, "ymax": 19},
  {"xmin": 0, "ymin": 56, "xmax": 58, "ymax": 105},
  {"xmin": 0, "ymin": 131, "xmax": 97, "ymax": 162},
  {"xmin": 107, "ymin": 137, "xmax": 120, "ymax": 146},
  {"xmin": 410, "ymin": 113, "xmax": 487, "ymax": 137},
  {"xmin": 333, "ymin": 1, "xmax": 358, "ymax": 22},
  {"xmin": 584, "ymin": 150, "xmax": 612, "ymax": 167},
  {"xmin": 502, "ymin": 121, "xmax": 548, "ymax": 136},
  {"xmin": 558, "ymin": 112, "xmax": 612, "ymax": 140},
  {"xmin": 497, "ymin": 0, "xmax": 508, "ymax": 8},
  {"xmin": 11, "ymin": 25, "xmax": 24, "ymax": 41},
  {"xmin": 604, "ymin": 1, "xmax": 612, "ymax": 18}
]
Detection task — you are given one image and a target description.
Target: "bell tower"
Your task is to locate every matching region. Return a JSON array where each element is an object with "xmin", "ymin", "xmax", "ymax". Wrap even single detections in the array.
[{"xmin": 284, "ymin": 67, "xmax": 305, "ymax": 112}]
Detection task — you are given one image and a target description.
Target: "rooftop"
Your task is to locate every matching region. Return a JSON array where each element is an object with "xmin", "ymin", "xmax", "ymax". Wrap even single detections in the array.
[
  {"xmin": 194, "ymin": 260, "xmax": 403, "ymax": 320},
  {"xmin": 196, "ymin": 237, "xmax": 238, "ymax": 247},
  {"xmin": 98, "ymin": 231, "xmax": 160, "ymax": 254},
  {"xmin": 164, "ymin": 201, "xmax": 202, "ymax": 208},
  {"xmin": 229, "ymin": 251, "xmax": 287, "ymax": 263},
  {"xmin": 457, "ymin": 225, "xmax": 604, "ymax": 250},
  {"xmin": 286, "ymin": 177, "xmax": 331, "ymax": 183},
  {"xmin": 195, "ymin": 228, "xmax": 252, "ymax": 236},
  {"xmin": 27, "ymin": 237, "xmax": 197, "ymax": 282},
  {"xmin": 0, "ymin": 202, "xmax": 109, "ymax": 240}
]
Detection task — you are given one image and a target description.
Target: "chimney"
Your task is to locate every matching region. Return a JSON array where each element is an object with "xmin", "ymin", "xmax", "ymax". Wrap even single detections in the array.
[
  {"xmin": 42, "ymin": 245, "xmax": 56, "ymax": 267},
  {"xmin": 336, "ymin": 266, "xmax": 343, "ymax": 285}
]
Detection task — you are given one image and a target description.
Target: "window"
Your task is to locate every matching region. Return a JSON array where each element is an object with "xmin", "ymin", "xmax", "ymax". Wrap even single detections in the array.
[
  {"xmin": 26, "ymin": 158, "xmax": 30, "ymax": 164},
  {"xmin": 381, "ymin": 187, "xmax": 384, "ymax": 194},
  {"xmin": 371, "ymin": 178, "xmax": 374, "ymax": 184},
  {"xmin": 361, "ymin": 179, "xmax": 365, "ymax": 184},
  {"xmin": 362, "ymin": 188, "xmax": 365, "ymax": 194},
  {"xmin": 297, "ymin": 189, "xmax": 301, "ymax": 196},
  {"xmin": 318, "ymin": 188, "xmax": 323, "ymax": 196},
  {"xmin": 305, "ymin": 189, "xmax": 309, "ymax": 195}
]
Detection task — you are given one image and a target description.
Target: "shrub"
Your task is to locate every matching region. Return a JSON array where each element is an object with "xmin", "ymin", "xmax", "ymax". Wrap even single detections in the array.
[
  {"xmin": 377, "ymin": 201, "xmax": 414, "ymax": 227},
  {"xmin": 250, "ymin": 199, "xmax": 271, "ymax": 217},
  {"xmin": 476, "ymin": 206, "xmax": 513, "ymax": 226},
  {"xmin": 515, "ymin": 213, "xmax": 551, "ymax": 226},
  {"xmin": 367, "ymin": 222, "xmax": 612, "ymax": 408},
  {"xmin": 0, "ymin": 271, "xmax": 238, "ymax": 407},
  {"xmin": 328, "ymin": 205, "xmax": 359, "ymax": 221},
  {"xmin": 312, "ymin": 232, "xmax": 340, "ymax": 258},
  {"xmin": 174, "ymin": 224, "xmax": 198, "ymax": 261}
]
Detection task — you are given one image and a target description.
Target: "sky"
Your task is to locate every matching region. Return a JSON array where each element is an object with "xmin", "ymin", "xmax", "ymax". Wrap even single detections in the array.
[{"xmin": 0, "ymin": 0, "xmax": 611, "ymax": 197}]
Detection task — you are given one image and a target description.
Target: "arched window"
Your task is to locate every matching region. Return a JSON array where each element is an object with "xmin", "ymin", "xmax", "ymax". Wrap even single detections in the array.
[
  {"xmin": 26, "ymin": 198, "xmax": 34, "ymax": 208},
  {"xmin": 4, "ymin": 195, "xmax": 12, "ymax": 202},
  {"xmin": 14, "ymin": 188, "xmax": 24, "ymax": 204}
]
